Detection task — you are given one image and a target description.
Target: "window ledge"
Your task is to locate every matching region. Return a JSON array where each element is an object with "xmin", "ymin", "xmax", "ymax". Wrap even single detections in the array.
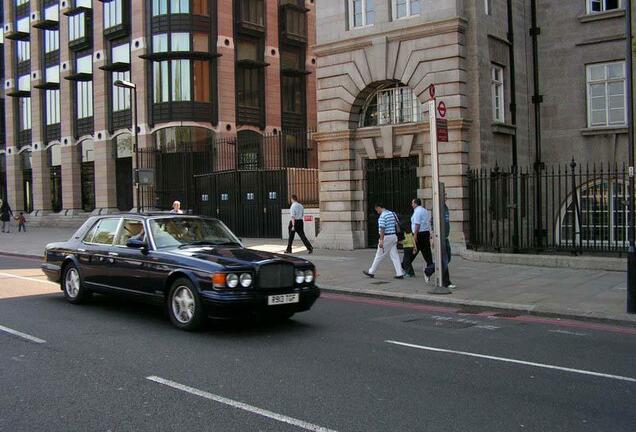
[
  {"xmin": 581, "ymin": 126, "xmax": 628, "ymax": 136},
  {"xmin": 578, "ymin": 9, "xmax": 625, "ymax": 23},
  {"xmin": 492, "ymin": 122, "xmax": 516, "ymax": 136}
]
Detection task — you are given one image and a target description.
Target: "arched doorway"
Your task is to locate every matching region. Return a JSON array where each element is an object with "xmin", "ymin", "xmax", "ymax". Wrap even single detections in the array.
[
  {"xmin": 115, "ymin": 134, "xmax": 134, "ymax": 211},
  {"xmin": 48, "ymin": 144, "xmax": 63, "ymax": 212},
  {"xmin": 80, "ymin": 140, "xmax": 95, "ymax": 212}
]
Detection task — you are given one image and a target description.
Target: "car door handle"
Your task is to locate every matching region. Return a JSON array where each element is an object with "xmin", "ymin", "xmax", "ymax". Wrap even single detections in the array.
[
  {"xmin": 78, "ymin": 248, "xmax": 86, "ymax": 252},
  {"xmin": 108, "ymin": 252, "xmax": 119, "ymax": 257}
]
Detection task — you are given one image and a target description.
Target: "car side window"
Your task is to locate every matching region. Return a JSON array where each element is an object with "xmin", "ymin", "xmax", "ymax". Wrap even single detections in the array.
[
  {"xmin": 87, "ymin": 218, "xmax": 122, "ymax": 245},
  {"xmin": 115, "ymin": 219, "xmax": 145, "ymax": 246},
  {"xmin": 83, "ymin": 221, "xmax": 101, "ymax": 243}
]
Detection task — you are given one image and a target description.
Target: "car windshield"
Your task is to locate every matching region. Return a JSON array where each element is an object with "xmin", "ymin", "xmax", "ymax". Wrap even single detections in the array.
[{"xmin": 149, "ymin": 217, "xmax": 241, "ymax": 249}]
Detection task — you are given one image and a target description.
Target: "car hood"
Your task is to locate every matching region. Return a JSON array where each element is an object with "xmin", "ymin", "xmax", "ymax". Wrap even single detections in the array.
[{"xmin": 167, "ymin": 246, "xmax": 312, "ymax": 268}]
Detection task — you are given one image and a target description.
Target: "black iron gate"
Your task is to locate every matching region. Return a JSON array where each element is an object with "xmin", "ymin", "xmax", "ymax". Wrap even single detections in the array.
[
  {"xmin": 366, "ymin": 157, "xmax": 419, "ymax": 247},
  {"xmin": 194, "ymin": 170, "xmax": 289, "ymax": 238}
]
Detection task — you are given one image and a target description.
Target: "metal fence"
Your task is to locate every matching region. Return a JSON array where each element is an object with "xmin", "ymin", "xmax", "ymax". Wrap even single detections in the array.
[
  {"xmin": 139, "ymin": 129, "xmax": 318, "ymax": 211},
  {"xmin": 468, "ymin": 160, "xmax": 630, "ymax": 255}
]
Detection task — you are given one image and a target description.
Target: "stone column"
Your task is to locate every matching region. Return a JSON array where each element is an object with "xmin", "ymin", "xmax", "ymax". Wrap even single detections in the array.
[
  {"xmin": 264, "ymin": 0, "xmax": 280, "ymax": 132},
  {"xmin": 5, "ymin": 148, "xmax": 25, "ymax": 213},
  {"xmin": 30, "ymin": 0, "xmax": 52, "ymax": 215},
  {"xmin": 217, "ymin": 0, "xmax": 236, "ymax": 132},
  {"xmin": 59, "ymin": 9, "xmax": 82, "ymax": 213},
  {"xmin": 313, "ymin": 131, "xmax": 365, "ymax": 250},
  {"xmin": 92, "ymin": 5, "xmax": 118, "ymax": 213}
]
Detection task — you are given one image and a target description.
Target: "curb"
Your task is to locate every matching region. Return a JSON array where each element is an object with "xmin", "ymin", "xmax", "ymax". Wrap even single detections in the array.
[{"xmin": 318, "ymin": 284, "xmax": 636, "ymax": 328}]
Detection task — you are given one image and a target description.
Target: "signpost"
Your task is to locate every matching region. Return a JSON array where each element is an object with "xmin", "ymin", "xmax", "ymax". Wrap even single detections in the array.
[{"xmin": 428, "ymin": 96, "xmax": 451, "ymax": 295}]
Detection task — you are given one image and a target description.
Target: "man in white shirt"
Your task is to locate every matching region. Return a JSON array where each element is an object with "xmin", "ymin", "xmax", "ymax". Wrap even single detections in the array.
[
  {"xmin": 411, "ymin": 198, "xmax": 434, "ymax": 281},
  {"xmin": 285, "ymin": 194, "xmax": 313, "ymax": 254},
  {"xmin": 170, "ymin": 200, "xmax": 183, "ymax": 214}
]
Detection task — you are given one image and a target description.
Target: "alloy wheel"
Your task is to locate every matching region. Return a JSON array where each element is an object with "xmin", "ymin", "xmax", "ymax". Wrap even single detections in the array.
[{"xmin": 172, "ymin": 286, "xmax": 195, "ymax": 324}]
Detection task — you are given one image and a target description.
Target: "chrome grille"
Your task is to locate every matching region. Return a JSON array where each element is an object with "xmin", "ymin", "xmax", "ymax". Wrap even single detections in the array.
[{"xmin": 258, "ymin": 263, "xmax": 295, "ymax": 289}]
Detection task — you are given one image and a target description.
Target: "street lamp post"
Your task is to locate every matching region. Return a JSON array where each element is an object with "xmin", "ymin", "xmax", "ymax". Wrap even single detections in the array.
[
  {"xmin": 113, "ymin": 79, "xmax": 141, "ymax": 213},
  {"xmin": 625, "ymin": 0, "xmax": 636, "ymax": 314}
]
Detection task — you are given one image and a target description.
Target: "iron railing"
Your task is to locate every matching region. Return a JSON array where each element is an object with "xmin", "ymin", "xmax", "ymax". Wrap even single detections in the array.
[
  {"xmin": 139, "ymin": 129, "xmax": 318, "ymax": 211},
  {"xmin": 468, "ymin": 160, "xmax": 630, "ymax": 255}
]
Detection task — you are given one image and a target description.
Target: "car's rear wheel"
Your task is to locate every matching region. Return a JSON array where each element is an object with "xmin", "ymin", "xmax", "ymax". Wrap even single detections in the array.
[
  {"xmin": 168, "ymin": 278, "xmax": 204, "ymax": 331},
  {"xmin": 62, "ymin": 264, "xmax": 91, "ymax": 304}
]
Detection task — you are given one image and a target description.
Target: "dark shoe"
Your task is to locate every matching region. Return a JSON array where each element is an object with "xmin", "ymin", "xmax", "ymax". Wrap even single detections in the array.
[
  {"xmin": 362, "ymin": 271, "xmax": 375, "ymax": 279},
  {"xmin": 284, "ymin": 249, "xmax": 292, "ymax": 254},
  {"xmin": 394, "ymin": 275, "xmax": 404, "ymax": 280},
  {"xmin": 308, "ymin": 249, "xmax": 313, "ymax": 254}
]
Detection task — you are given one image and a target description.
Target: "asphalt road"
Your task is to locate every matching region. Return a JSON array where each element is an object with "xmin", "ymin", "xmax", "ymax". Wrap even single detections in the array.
[{"xmin": 1, "ymin": 254, "xmax": 635, "ymax": 432}]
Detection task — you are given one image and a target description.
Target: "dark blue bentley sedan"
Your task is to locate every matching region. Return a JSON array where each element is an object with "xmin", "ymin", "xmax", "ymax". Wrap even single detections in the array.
[{"xmin": 41, "ymin": 214, "xmax": 320, "ymax": 330}]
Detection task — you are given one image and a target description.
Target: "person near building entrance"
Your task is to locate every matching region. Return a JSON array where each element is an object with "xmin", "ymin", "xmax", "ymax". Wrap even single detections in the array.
[
  {"xmin": 363, "ymin": 203, "xmax": 405, "ymax": 279},
  {"xmin": 170, "ymin": 200, "xmax": 183, "ymax": 214},
  {"xmin": 16, "ymin": 212, "xmax": 27, "ymax": 232},
  {"xmin": 411, "ymin": 198, "xmax": 434, "ymax": 281},
  {"xmin": 285, "ymin": 194, "xmax": 313, "ymax": 254},
  {"xmin": 1, "ymin": 200, "xmax": 13, "ymax": 233}
]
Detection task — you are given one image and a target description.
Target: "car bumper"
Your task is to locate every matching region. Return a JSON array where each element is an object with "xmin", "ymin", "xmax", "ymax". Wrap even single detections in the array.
[
  {"xmin": 200, "ymin": 286, "xmax": 320, "ymax": 319},
  {"xmin": 41, "ymin": 263, "xmax": 61, "ymax": 283}
]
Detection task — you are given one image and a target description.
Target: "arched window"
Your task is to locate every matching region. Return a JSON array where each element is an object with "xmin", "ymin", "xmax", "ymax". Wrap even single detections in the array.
[
  {"xmin": 359, "ymin": 83, "xmax": 423, "ymax": 127},
  {"xmin": 556, "ymin": 179, "xmax": 628, "ymax": 248}
]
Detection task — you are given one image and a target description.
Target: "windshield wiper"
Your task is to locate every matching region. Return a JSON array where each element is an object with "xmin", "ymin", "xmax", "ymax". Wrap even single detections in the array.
[{"xmin": 177, "ymin": 241, "xmax": 217, "ymax": 249}]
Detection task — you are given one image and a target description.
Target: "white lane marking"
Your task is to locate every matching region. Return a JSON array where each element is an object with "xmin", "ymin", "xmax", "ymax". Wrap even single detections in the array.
[
  {"xmin": 0, "ymin": 271, "xmax": 58, "ymax": 286},
  {"xmin": 385, "ymin": 340, "xmax": 636, "ymax": 383},
  {"xmin": 146, "ymin": 376, "xmax": 338, "ymax": 432},
  {"xmin": 549, "ymin": 329, "xmax": 587, "ymax": 337},
  {"xmin": 0, "ymin": 324, "xmax": 47, "ymax": 344}
]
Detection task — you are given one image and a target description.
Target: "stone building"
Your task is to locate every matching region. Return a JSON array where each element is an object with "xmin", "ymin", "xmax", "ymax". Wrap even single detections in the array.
[
  {"xmin": 0, "ymin": 0, "xmax": 316, "ymax": 223},
  {"xmin": 313, "ymin": 0, "xmax": 634, "ymax": 250}
]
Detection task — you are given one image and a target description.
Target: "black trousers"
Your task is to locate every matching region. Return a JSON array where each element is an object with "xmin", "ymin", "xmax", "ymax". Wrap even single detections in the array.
[
  {"xmin": 286, "ymin": 219, "xmax": 313, "ymax": 252},
  {"xmin": 414, "ymin": 231, "xmax": 434, "ymax": 276}
]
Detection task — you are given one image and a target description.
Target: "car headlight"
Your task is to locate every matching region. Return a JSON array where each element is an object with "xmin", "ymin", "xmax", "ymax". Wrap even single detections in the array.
[
  {"xmin": 226, "ymin": 273, "xmax": 239, "ymax": 288},
  {"xmin": 295, "ymin": 270, "xmax": 305, "ymax": 284},
  {"xmin": 239, "ymin": 273, "xmax": 252, "ymax": 288},
  {"xmin": 304, "ymin": 270, "xmax": 314, "ymax": 283}
]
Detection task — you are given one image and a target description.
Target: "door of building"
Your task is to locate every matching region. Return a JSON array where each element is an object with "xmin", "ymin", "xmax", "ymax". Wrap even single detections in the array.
[{"xmin": 365, "ymin": 157, "xmax": 418, "ymax": 247}]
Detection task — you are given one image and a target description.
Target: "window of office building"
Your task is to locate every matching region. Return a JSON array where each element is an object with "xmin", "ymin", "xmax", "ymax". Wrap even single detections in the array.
[
  {"xmin": 349, "ymin": 0, "xmax": 374, "ymax": 28},
  {"xmin": 17, "ymin": 40, "xmax": 30, "ymax": 62},
  {"xmin": 69, "ymin": 13, "xmax": 86, "ymax": 42},
  {"xmin": 392, "ymin": 0, "xmax": 420, "ymax": 20},
  {"xmin": 104, "ymin": 0, "xmax": 125, "ymax": 29},
  {"xmin": 18, "ymin": 75, "xmax": 32, "ymax": 131},
  {"xmin": 17, "ymin": 16, "xmax": 29, "ymax": 33},
  {"xmin": 587, "ymin": 61, "xmax": 626, "ymax": 127},
  {"xmin": 16, "ymin": 0, "xmax": 29, "ymax": 6},
  {"xmin": 152, "ymin": 32, "xmax": 210, "ymax": 104},
  {"xmin": 485, "ymin": 0, "xmax": 492, "ymax": 15},
  {"xmin": 44, "ymin": 29, "xmax": 59, "ymax": 53},
  {"xmin": 491, "ymin": 65, "xmax": 505, "ymax": 123},
  {"xmin": 44, "ymin": 3, "xmax": 59, "ymax": 22},
  {"xmin": 360, "ymin": 84, "xmax": 423, "ymax": 127},
  {"xmin": 588, "ymin": 0, "xmax": 620, "ymax": 13},
  {"xmin": 236, "ymin": 38, "xmax": 263, "ymax": 110},
  {"xmin": 45, "ymin": 65, "xmax": 60, "ymax": 126},
  {"xmin": 280, "ymin": 49, "xmax": 304, "ymax": 114},
  {"xmin": 76, "ymin": 55, "xmax": 93, "ymax": 119},
  {"xmin": 112, "ymin": 43, "xmax": 131, "ymax": 112},
  {"xmin": 152, "ymin": 0, "xmax": 209, "ymax": 16},
  {"xmin": 237, "ymin": 0, "xmax": 264, "ymax": 26}
]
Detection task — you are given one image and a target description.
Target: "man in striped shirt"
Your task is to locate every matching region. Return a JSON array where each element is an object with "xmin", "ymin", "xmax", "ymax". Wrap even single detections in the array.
[{"xmin": 363, "ymin": 203, "xmax": 404, "ymax": 279}]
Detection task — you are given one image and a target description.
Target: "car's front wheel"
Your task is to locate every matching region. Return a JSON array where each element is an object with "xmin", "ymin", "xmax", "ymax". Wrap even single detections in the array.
[
  {"xmin": 62, "ymin": 263, "xmax": 91, "ymax": 304},
  {"xmin": 168, "ymin": 278, "xmax": 204, "ymax": 331}
]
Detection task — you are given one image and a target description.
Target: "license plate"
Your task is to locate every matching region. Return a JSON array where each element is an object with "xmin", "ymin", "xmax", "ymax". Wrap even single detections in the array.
[{"xmin": 267, "ymin": 294, "xmax": 299, "ymax": 306}]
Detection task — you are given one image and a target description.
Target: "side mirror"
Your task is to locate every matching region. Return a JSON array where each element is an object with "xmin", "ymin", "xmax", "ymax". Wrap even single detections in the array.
[{"xmin": 126, "ymin": 238, "xmax": 147, "ymax": 250}]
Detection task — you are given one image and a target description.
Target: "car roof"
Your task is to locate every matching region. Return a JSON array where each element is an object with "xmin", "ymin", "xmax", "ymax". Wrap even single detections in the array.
[{"xmin": 95, "ymin": 213, "xmax": 218, "ymax": 221}]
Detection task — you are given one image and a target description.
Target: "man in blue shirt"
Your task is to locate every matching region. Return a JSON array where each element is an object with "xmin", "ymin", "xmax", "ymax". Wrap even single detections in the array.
[
  {"xmin": 410, "ymin": 198, "xmax": 434, "ymax": 281},
  {"xmin": 363, "ymin": 203, "xmax": 404, "ymax": 279}
]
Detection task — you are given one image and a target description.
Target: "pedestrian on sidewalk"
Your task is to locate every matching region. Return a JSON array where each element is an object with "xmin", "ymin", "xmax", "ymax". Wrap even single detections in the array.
[
  {"xmin": 430, "ymin": 203, "xmax": 454, "ymax": 288},
  {"xmin": 1, "ymin": 200, "xmax": 13, "ymax": 233},
  {"xmin": 410, "ymin": 199, "xmax": 434, "ymax": 281},
  {"xmin": 400, "ymin": 224, "xmax": 416, "ymax": 277},
  {"xmin": 363, "ymin": 203, "xmax": 404, "ymax": 279},
  {"xmin": 170, "ymin": 200, "xmax": 183, "ymax": 214},
  {"xmin": 16, "ymin": 212, "xmax": 27, "ymax": 233},
  {"xmin": 285, "ymin": 194, "xmax": 313, "ymax": 254}
]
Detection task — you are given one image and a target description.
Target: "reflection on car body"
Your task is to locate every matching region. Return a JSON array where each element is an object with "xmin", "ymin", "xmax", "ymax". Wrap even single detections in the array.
[{"xmin": 42, "ymin": 214, "xmax": 320, "ymax": 330}]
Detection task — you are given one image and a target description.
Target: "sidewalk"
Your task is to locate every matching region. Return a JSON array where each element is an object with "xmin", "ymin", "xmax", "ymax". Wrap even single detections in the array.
[{"xmin": 0, "ymin": 226, "xmax": 633, "ymax": 324}]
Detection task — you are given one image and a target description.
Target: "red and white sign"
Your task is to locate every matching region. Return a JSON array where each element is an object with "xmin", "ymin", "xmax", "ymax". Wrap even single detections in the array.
[
  {"xmin": 428, "ymin": 84, "xmax": 436, "ymax": 99},
  {"xmin": 437, "ymin": 101, "xmax": 447, "ymax": 118},
  {"xmin": 303, "ymin": 215, "xmax": 313, "ymax": 222},
  {"xmin": 436, "ymin": 118, "xmax": 449, "ymax": 142}
]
